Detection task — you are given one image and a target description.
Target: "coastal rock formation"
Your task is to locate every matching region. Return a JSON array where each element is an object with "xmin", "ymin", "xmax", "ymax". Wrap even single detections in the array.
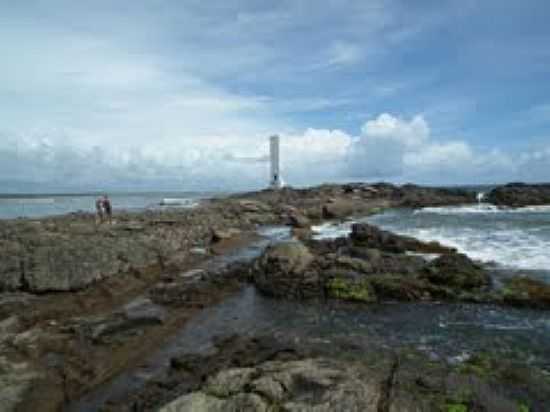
[
  {"xmin": 422, "ymin": 253, "xmax": 490, "ymax": 290},
  {"xmin": 253, "ymin": 242, "xmax": 318, "ymax": 299},
  {"xmin": 500, "ymin": 276, "xmax": 550, "ymax": 309},
  {"xmin": 112, "ymin": 335, "xmax": 545, "ymax": 412},
  {"xmin": 253, "ymin": 223, "xmax": 488, "ymax": 304},
  {"xmin": 487, "ymin": 183, "xmax": 550, "ymax": 207},
  {"xmin": 350, "ymin": 223, "xmax": 456, "ymax": 254},
  {"xmin": 0, "ymin": 182, "xmax": 479, "ymax": 294},
  {"xmin": 0, "ymin": 206, "xmax": 255, "ymax": 293}
]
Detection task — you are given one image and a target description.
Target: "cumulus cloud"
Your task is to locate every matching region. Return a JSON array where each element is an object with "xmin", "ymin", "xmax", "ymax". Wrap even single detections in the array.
[
  {"xmin": 348, "ymin": 113, "xmax": 522, "ymax": 184},
  {"xmin": 349, "ymin": 114, "xmax": 431, "ymax": 178}
]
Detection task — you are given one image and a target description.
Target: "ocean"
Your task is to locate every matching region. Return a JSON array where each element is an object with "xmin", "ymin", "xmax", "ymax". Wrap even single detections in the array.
[{"xmin": 0, "ymin": 192, "xmax": 217, "ymax": 220}]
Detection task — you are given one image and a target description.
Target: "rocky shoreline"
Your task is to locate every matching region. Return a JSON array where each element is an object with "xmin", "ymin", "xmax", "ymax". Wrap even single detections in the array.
[{"xmin": 1, "ymin": 182, "xmax": 549, "ymax": 411}]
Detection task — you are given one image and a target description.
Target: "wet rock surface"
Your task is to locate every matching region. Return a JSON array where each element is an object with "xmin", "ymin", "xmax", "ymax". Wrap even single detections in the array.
[{"xmin": 100, "ymin": 335, "xmax": 550, "ymax": 412}]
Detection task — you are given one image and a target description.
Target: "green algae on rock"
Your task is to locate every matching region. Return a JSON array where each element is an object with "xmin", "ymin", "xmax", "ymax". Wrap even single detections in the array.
[{"xmin": 326, "ymin": 277, "xmax": 376, "ymax": 302}]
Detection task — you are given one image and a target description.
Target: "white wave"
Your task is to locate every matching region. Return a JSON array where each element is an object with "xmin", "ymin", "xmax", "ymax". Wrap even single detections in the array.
[
  {"xmin": 258, "ymin": 226, "xmax": 291, "ymax": 241},
  {"xmin": 416, "ymin": 204, "xmax": 550, "ymax": 216},
  {"xmin": 311, "ymin": 221, "xmax": 353, "ymax": 240},
  {"xmin": 405, "ymin": 251, "xmax": 440, "ymax": 262},
  {"xmin": 160, "ymin": 198, "xmax": 198, "ymax": 207},
  {"xmin": 394, "ymin": 226, "xmax": 550, "ymax": 272},
  {"xmin": 1, "ymin": 197, "xmax": 56, "ymax": 205},
  {"xmin": 511, "ymin": 205, "xmax": 550, "ymax": 213},
  {"xmin": 415, "ymin": 204, "xmax": 501, "ymax": 215}
]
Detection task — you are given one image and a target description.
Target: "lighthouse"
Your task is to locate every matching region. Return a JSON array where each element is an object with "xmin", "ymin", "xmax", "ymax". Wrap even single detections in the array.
[{"xmin": 269, "ymin": 135, "xmax": 282, "ymax": 189}]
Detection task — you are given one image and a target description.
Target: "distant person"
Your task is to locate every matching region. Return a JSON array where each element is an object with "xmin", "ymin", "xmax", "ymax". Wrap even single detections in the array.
[
  {"xmin": 103, "ymin": 195, "xmax": 112, "ymax": 224},
  {"xmin": 95, "ymin": 196, "xmax": 104, "ymax": 224}
]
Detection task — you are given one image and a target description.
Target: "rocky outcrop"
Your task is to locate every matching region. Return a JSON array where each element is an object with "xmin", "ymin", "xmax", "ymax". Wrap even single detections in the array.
[
  {"xmin": 350, "ymin": 223, "xmax": 455, "ymax": 254},
  {"xmin": 253, "ymin": 242, "xmax": 319, "ymax": 299},
  {"xmin": 252, "ymin": 224, "xmax": 489, "ymax": 304},
  {"xmin": 0, "ymin": 182, "xmax": 483, "ymax": 294},
  {"xmin": 487, "ymin": 183, "xmax": 550, "ymax": 207},
  {"xmin": 161, "ymin": 357, "xmax": 382, "ymax": 412},
  {"xmin": 500, "ymin": 277, "xmax": 550, "ymax": 308},
  {"xmin": 422, "ymin": 253, "xmax": 490, "ymax": 290},
  {"xmin": 0, "ymin": 204, "xmax": 254, "ymax": 293},
  {"xmin": 113, "ymin": 335, "xmax": 546, "ymax": 412},
  {"xmin": 322, "ymin": 198, "xmax": 354, "ymax": 219}
]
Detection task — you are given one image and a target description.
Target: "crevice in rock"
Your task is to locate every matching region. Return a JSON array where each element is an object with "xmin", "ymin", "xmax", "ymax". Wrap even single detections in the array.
[
  {"xmin": 377, "ymin": 354, "xmax": 399, "ymax": 412},
  {"xmin": 19, "ymin": 256, "xmax": 30, "ymax": 292}
]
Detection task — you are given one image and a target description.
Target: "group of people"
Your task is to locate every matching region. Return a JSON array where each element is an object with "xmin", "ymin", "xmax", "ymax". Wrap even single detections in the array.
[{"xmin": 95, "ymin": 195, "xmax": 113, "ymax": 224}]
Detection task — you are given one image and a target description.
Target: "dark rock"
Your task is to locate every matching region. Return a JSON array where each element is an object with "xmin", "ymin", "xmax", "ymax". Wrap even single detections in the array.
[
  {"xmin": 287, "ymin": 211, "xmax": 311, "ymax": 229},
  {"xmin": 322, "ymin": 199, "xmax": 354, "ymax": 219},
  {"xmin": 211, "ymin": 228, "xmax": 241, "ymax": 242},
  {"xmin": 253, "ymin": 242, "xmax": 317, "ymax": 299},
  {"xmin": 500, "ymin": 276, "xmax": 550, "ymax": 308},
  {"xmin": 350, "ymin": 223, "xmax": 454, "ymax": 254},
  {"xmin": 422, "ymin": 253, "xmax": 490, "ymax": 289},
  {"xmin": 122, "ymin": 297, "xmax": 166, "ymax": 324},
  {"xmin": 487, "ymin": 183, "xmax": 550, "ymax": 207}
]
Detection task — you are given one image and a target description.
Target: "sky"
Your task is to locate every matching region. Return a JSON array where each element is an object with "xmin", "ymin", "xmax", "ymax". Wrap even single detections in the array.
[{"xmin": 1, "ymin": 0, "xmax": 550, "ymax": 192}]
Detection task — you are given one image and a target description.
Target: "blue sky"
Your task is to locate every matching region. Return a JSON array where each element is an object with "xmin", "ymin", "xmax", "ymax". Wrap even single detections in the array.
[{"xmin": 1, "ymin": 0, "xmax": 549, "ymax": 191}]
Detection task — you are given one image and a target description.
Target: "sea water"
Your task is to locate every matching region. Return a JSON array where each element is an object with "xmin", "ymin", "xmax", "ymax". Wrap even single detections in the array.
[{"xmin": 0, "ymin": 192, "xmax": 217, "ymax": 220}]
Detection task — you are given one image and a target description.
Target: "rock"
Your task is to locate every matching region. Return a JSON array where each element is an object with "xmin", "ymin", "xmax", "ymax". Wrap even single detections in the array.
[
  {"xmin": 0, "ymin": 316, "xmax": 21, "ymax": 336},
  {"xmin": 396, "ymin": 185, "xmax": 476, "ymax": 208},
  {"xmin": 368, "ymin": 275, "xmax": 452, "ymax": 301},
  {"xmin": 350, "ymin": 223, "xmax": 454, "ymax": 254},
  {"xmin": 322, "ymin": 199, "xmax": 354, "ymax": 219},
  {"xmin": 422, "ymin": 253, "xmax": 490, "ymax": 290},
  {"xmin": 291, "ymin": 227, "xmax": 312, "ymax": 241},
  {"xmin": 205, "ymin": 367, "xmax": 257, "ymax": 397},
  {"xmin": 326, "ymin": 277, "xmax": 376, "ymax": 303},
  {"xmin": 304, "ymin": 206, "xmax": 323, "ymax": 220},
  {"xmin": 259, "ymin": 242, "xmax": 314, "ymax": 274},
  {"xmin": 211, "ymin": 228, "xmax": 241, "ymax": 242},
  {"xmin": 159, "ymin": 392, "xmax": 268, "ymax": 412},
  {"xmin": 487, "ymin": 183, "xmax": 550, "ymax": 207},
  {"xmin": 71, "ymin": 298, "xmax": 166, "ymax": 343},
  {"xmin": 500, "ymin": 276, "xmax": 550, "ymax": 308},
  {"xmin": 0, "ymin": 293, "xmax": 36, "ymax": 319},
  {"xmin": 288, "ymin": 212, "xmax": 311, "ymax": 229},
  {"xmin": 0, "ymin": 241, "xmax": 24, "ymax": 291},
  {"xmin": 250, "ymin": 376, "xmax": 285, "ymax": 402},
  {"xmin": 253, "ymin": 242, "xmax": 317, "ymax": 299},
  {"xmin": 0, "ymin": 356, "xmax": 43, "ymax": 412},
  {"xmin": 335, "ymin": 256, "xmax": 373, "ymax": 273},
  {"xmin": 122, "ymin": 297, "xmax": 166, "ymax": 324},
  {"xmin": 159, "ymin": 358, "xmax": 382, "ymax": 412},
  {"xmin": 238, "ymin": 200, "xmax": 271, "ymax": 213}
]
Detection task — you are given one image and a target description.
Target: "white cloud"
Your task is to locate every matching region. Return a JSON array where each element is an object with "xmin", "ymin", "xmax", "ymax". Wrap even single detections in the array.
[
  {"xmin": 360, "ymin": 113, "xmax": 430, "ymax": 147},
  {"xmin": 403, "ymin": 141, "xmax": 473, "ymax": 170},
  {"xmin": 348, "ymin": 113, "xmax": 523, "ymax": 184},
  {"xmin": 327, "ymin": 42, "xmax": 364, "ymax": 66}
]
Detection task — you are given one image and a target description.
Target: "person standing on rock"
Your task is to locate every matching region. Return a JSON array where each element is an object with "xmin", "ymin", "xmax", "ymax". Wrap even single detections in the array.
[
  {"xmin": 95, "ymin": 196, "xmax": 104, "ymax": 224},
  {"xmin": 103, "ymin": 195, "xmax": 112, "ymax": 225}
]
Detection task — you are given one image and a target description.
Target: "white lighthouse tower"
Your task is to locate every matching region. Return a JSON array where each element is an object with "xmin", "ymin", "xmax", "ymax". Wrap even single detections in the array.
[{"xmin": 269, "ymin": 135, "xmax": 282, "ymax": 189}]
